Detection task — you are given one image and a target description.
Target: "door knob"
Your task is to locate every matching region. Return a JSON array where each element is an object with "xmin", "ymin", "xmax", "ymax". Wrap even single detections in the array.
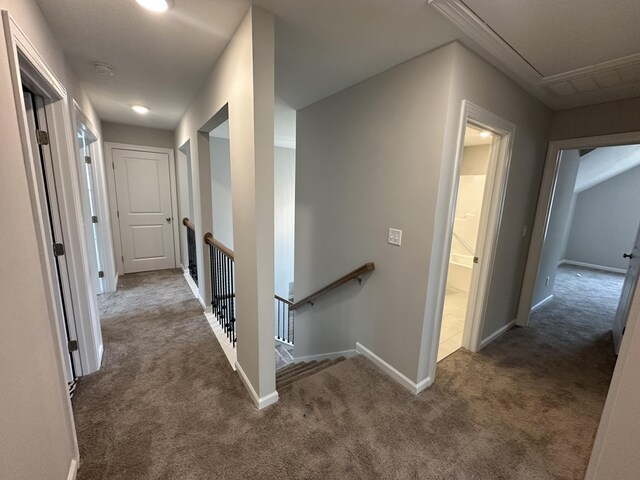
[
  {"xmin": 166, "ymin": 217, "xmax": 172, "ymax": 223},
  {"xmin": 623, "ymin": 253, "xmax": 634, "ymax": 259}
]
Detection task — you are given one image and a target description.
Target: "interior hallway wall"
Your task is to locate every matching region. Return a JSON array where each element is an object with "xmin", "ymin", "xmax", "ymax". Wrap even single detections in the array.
[
  {"xmin": 531, "ymin": 149, "xmax": 581, "ymax": 306},
  {"xmin": 210, "ymin": 135, "xmax": 234, "ymax": 250},
  {"xmin": 0, "ymin": 0, "xmax": 103, "ymax": 478},
  {"xmin": 565, "ymin": 164, "xmax": 640, "ymax": 271},
  {"xmin": 102, "ymin": 121, "xmax": 175, "ymax": 149},
  {"xmin": 274, "ymin": 146, "xmax": 295, "ymax": 298},
  {"xmin": 174, "ymin": 6, "xmax": 276, "ymax": 404},
  {"xmin": 294, "ymin": 42, "xmax": 457, "ymax": 379}
]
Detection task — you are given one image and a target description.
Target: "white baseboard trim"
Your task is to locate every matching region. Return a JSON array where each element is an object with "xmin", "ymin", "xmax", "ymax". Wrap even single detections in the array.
[
  {"xmin": 235, "ymin": 360, "xmax": 279, "ymax": 410},
  {"xmin": 479, "ymin": 320, "xmax": 516, "ymax": 350},
  {"xmin": 67, "ymin": 458, "xmax": 78, "ymax": 480},
  {"xmin": 531, "ymin": 294, "xmax": 553, "ymax": 311},
  {"xmin": 182, "ymin": 270, "xmax": 206, "ymax": 309},
  {"xmin": 292, "ymin": 349, "xmax": 358, "ymax": 363},
  {"xmin": 560, "ymin": 259, "xmax": 626, "ymax": 274},
  {"xmin": 204, "ymin": 311, "xmax": 236, "ymax": 371},
  {"xmin": 275, "ymin": 337, "xmax": 294, "ymax": 348},
  {"xmin": 355, "ymin": 342, "xmax": 431, "ymax": 394}
]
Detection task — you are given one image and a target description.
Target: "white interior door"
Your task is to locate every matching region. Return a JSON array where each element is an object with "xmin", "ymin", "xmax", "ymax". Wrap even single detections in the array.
[
  {"xmin": 612, "ymin": 222, "xmax": 640, "ymax": 354},
  {"xmin": 113, "ymin": 148, "xmax": 176, "ymax": 273}
]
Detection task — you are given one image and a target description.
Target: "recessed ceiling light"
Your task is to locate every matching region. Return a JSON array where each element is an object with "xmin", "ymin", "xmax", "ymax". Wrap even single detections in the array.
[
  {"xmin": 94, "ymin": 63, "xmax": 114, "ymax": 76},
  {"xmin": 131, "ymin": 105, "xmax": 149, "ymax": 114},
  {"xmin": 479, "ymin": 131, "xmax": 491, "ymax": 138},
  {"xmin": 136, "ymin": 0, "xmax": 172, "ymax": 12}
]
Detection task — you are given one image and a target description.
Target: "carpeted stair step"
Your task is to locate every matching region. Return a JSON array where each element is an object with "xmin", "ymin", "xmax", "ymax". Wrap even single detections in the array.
[
  {"xmin": 275, "ymin": 360, "xmax": 308, "ymax": 377},
  {"xmin": 277, "ymin": 357, "xmax": 346, "ymax": 390},
  {"xmin": 276, "ymin": 360, "xmax": 326, "ymax": 385}
]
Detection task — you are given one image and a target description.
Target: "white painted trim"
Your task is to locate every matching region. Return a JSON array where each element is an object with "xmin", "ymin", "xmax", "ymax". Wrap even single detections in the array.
[
  {"xmin": 428, "ymin": 0, "xmax": 541, "ymax": 85},
  {"xmin": 356, "ymin": 343, "xmax": 431, "ymax": 395},
  {"xmin": 2, "ymin": 5, "xmax": 80, "ymax": 465},
  {"xmin": 479, "ymin": 320, "xmax": 516, "ymax": 350},
  {"xmin": 104, "ymin": 142, "xmax": 179, "ymax": 276},
  {"xmin": 292, "ymin": 349, "xmax": 358, "ymax": 363},
  {"xmin": 423, "ymin": 101, "xmax": 516, "ymax": 389},
  {"xmin": 560, "ymin": 260, "xmax": 626, "ymax": 275},
  {"xmin": 182, "ymin": 269, "xmax": 206, "ymax": 308},
  {"xmin": 235, "ymin": 360, "xmax": 279, "ymax": 410},
  {"xmin": 203, "ymin": 311, "xmax": 236, "ymax": 371},
  {"xmin": 531, "ymin": 294, "xmax": 554, "ymax": 312},
  {"xmin": 517, "ymin": 131, "xmax": 640, "ymax": 327},
  {"xmin": 275, "ymin": 337, "xmax": 294, "ymax": 348},
  {"xmin": 428, "ymin": 0, "xmax": 640, "ymax": 97},
  {"xmin": 67, "ymin": 458, "xmax": 78, "ymax": 480}
]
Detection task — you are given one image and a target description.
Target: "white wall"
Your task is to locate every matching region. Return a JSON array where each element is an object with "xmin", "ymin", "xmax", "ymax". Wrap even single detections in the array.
[
  {"xmin": 210, "ymin": 135, "xmax": 234, "ymax": 250},
  {"xmin": 274, "ymin": 146, "xmax": 295, "ymax": 298},
  {"xmin": 174, "ymin": 6, "xmax": 276, "ymax": 404},
  {"xmin": 531, "ymin": 149, "xmax": 581, "ymax": 305},
  {"xmin": 0, "ymin": 0, "xmax": 102, "ymax": 477},
  {"xmin": 565, "ymin": 164, "xmax": 640, "ymax": 271}
]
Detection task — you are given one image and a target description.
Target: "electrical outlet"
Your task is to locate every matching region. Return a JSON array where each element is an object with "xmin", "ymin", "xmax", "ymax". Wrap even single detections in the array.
[
  {"xmin": 388, "ymin": 228, "xmax": 402, "ymax": 246},
  {"xmin": 545, "ymin": 276, "xmax": 550, "ymax": 286}
]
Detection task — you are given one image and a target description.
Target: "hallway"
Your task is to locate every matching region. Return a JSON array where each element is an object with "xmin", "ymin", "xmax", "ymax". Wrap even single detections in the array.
[{"xmin": 71, "ymin": 268, "xmax": 616, "ymax": 479}]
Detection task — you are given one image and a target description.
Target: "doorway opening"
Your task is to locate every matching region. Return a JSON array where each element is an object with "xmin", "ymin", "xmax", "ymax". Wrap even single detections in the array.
[
  {"xmin": 430, "ymin": 102, "xmax": 515, "ymax": 373},
  {"xmin": 22, "ymin": 87, "xmax": 81, "ymax": 389},
  {"xmin": 438, "ymin": 125, "xmax": 495, "ymax": 361},
  {"xmin": 519, "ymin": 141, "xmax": 640, "ymax": 355}
]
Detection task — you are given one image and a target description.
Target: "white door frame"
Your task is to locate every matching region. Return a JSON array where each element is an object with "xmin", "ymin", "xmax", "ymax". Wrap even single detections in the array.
[
  {"xmin": 3, "ymin": 11, "xmax": 103, "ymax": 378},
  {"xmin": 429, "ymin": 101, "xmax": 515, "ymax": 374},
  {"xmin": 516, "ymin": 131, "xmax": 640, "ymax": 326},
  {"xmin": 72, "ymin": 102, "xmax": 117, "ymax": 293},
  {"xmin": 104, "ymin": 142, "xmax": 180, "ymax": 276}
]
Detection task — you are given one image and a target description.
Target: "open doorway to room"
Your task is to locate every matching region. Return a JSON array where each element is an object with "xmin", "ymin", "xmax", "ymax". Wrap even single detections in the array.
[
  {"xmin": 519, "ymin": 141, "xmax": 640, "ymax": 356},
  {"xmin": 432, "ymin": 102, "xmax": 515, "ymax": 367},
  {"xmin": 438, "ymin": 125, "xmax": 494, "ymax": 360}
]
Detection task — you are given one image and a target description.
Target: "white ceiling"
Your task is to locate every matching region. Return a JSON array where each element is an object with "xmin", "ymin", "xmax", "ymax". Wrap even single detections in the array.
[
  {"xmin": 464, "ymin": 0, "xmax": 640, "ymax": 77},
  {"xmin": 36, "ymin": 0, "xmax": 460, "ymax": 139},
  {"xmin": 575, "ymin": 145, "xmax": 640, "ymax": 193},
  {"xmin": 436, "ymin": 0, "xmax": 640, "ymax": 109},
  {"xmin": 36, "ymin": 0, "xmax": 640, "ymax": 140}
]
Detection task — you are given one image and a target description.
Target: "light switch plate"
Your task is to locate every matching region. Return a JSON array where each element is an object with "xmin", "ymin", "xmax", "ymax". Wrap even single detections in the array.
[{"xmin": 388, "ymin": 228, "xmax": 402, "ymax": 246}]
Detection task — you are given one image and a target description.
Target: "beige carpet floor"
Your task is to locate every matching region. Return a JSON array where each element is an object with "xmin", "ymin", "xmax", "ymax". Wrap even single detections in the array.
[{"xmin": 72, "ymin": 266, "xmax": 619, "ymax": 479}]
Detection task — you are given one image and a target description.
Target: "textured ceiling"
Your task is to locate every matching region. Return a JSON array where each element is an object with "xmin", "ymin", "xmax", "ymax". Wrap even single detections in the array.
[{"xmin": 464, "ymin": 0, "xmax": 640, "ymax": 77}]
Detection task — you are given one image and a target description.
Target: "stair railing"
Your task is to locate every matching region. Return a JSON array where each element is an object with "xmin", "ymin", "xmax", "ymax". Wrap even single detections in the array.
[
  {"xmin": 182, "ymin": 218, "xmax": 198, "ymax": 286},
  {"xmin": 290, "ymin": 262, "xmax": 375, "ymax": 310},
  {"xmin": 204, "ymin": 233, "xmax": 236, "ymax": 346},
  {"xmin": 275, "ymin": 294, "xmax": 294, "ymax": 345}
]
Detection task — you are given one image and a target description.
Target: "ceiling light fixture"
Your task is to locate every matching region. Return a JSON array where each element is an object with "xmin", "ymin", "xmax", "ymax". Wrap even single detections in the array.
[
  {"xmin": 479, "ymin": 131, "xmax": 491, "ymax": 138},
  {"xmin": 131, "ymin": 105, "xmax": 149, "ymax": 114},
  {"xmin": 136, "ymin": 0, "xmax": 172, "ymax": 13},
  {"xmin": 94, "ymin": 62, "xmax": 114, "ymax": 76}
]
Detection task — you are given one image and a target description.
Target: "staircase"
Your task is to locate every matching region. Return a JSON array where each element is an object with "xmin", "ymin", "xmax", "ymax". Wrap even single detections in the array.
[{"xmin": 276, "ymin": 357, "xmax": 346, "ymax": 390}]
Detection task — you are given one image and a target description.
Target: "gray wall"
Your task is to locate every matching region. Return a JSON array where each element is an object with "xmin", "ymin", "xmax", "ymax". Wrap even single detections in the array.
[
  {"xmin": 565, "ymin": 164, "xmax": 640, "ymax": 271},
  {"xmin": 550, "ymin": 97, "xmax": 640, "ymax": 140},
  {"xmin": 445, "ymin": 44, "xmax": 552, "ymax": 352},
  {"xmin": 210, "ymin": 135, "xmax": 234, "ymax": 250},
  {"xmin": 102, "ymin": 121, "xmax": 175, "ymax": 149},
  {"xmin": 294, "ymin": 42, "xmax": 551, "ymax": 383},
  {"xmin": 531, "ymin": 149, "xmax": 580, "ymax": 305}
]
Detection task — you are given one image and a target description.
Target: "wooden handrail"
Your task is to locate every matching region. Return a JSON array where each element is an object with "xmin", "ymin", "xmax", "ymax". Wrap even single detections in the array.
[
  {"xmin": 275, "ymin": 294, "xmax": 293, "ymax": 306},
  {"xmin": 182, "ymin": 217, "xmax": 195, "ymax": 231},
  {"xmin": 204, "ymin": 232, "xmax": 235, "ymax": 260},
  {"xmin": 290, "ymin": 262, "xmax": 375, "ymax": 310}
]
